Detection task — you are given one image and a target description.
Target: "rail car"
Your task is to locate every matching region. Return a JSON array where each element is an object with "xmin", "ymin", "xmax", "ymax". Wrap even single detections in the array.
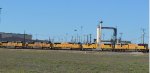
[
  {"xmin": 0, "ymin": 41, "xmax": 8, "ymax": 48},
  {"xmin": 101, "ymin": 44, "xmax": 113, "ymax": 51},
  {"xmin": 52, "ymin": 43, "xmax": 82, "ymax": 50},
  {"xmin": 82, "ymin": 43, "xmax": 97, "ymax": 49},
  {"xmin": 0, "ymin": 41, "xmax": 148, "ymax": 52},
  {"xmin": 26, "ymin": 42, "xmax": 52, "ymax": 49},
  {"xmin": 0, "ymin": 41, "xmax": 23, "ymax": 48}
]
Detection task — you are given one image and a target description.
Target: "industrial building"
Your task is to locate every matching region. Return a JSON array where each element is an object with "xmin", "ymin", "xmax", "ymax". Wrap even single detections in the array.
[{"xmin": 0, "ymin": 32, "xmax": 32, "ymax": 42}]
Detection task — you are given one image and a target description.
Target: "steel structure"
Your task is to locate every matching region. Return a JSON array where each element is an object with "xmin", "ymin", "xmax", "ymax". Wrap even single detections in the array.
[{"xmin": 101, "ymin": 27, "xmax": 117, "ymax": 48}]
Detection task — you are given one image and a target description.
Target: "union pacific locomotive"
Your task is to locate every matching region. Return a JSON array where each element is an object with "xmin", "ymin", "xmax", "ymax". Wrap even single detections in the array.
[{"xmin": 0, "ymin": 41, "xmax": 148, "ymax": 52}]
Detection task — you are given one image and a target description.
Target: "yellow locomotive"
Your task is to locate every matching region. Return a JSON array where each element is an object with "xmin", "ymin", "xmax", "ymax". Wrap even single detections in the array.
[
  {"xmin": 26, "ymin": 42, "xmax": 52, "ymax": 49},
  {"xmin": 53, "ymin": 43, "xmax": 82, "ymax": 50},
  {"xmin": 0, "ymin": 41, "xmax": 148, "ymax": 52}
]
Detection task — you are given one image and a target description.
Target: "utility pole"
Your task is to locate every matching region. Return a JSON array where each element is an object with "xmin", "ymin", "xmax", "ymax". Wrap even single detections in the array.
[
  {"xmin": 83, "ymin": 34, "xmax": 86, "ymax": 44},
  {"xmin": 78, "ymin": 36, "xmax": 80, "ymax": 43},
  {"xmin": 52, "ymin": 36, "xmax": 55, "ymax": 43},
  {"xmin": 71, "ymin": 36, "xmax": 73, "ymax": 43},
  {"xmin": 49, "ymin": 36, "xmax": 51, "ymax": 43},
  {"xmin": 77, "ymin": 34, "xmax": 79, "ymax": 43},
  {"xmin": 142, "ymin": 29, "xmax": 145, "ymax": 44},
  {"xmin": 87, "ymin": 34, "xmax": 89, "ymax": 44},
  {"xmin": 89, "ymin": 34, "xmax": 92, "ymax": 44},
  {"xmin": 119, "ymin": 33, "xmax": 123, "ymax": 41},
  {"xmin": 81, "ymin": 26, "xmax": 83, "ymax": 43},
  {"xmin": 65, "ymin": 33, "xmax": 68, "ymax": 42},
  {"xmin": 23, "ymin": 30, "xmax": 26, "ymax": 48},
  {"xmin": 36, "ymin": 34, "xmax": 38, "ymax": 42},
  {"xmin": 74, "ymin": 29, "xmax": 77, "ymax": 43}
]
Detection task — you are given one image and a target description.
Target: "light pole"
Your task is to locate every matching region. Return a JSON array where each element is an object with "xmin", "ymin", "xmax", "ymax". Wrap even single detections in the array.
[
  {"xmin": 74, "ymin": 29, "xmax": 77, "ymax": 43},
  {"xmin": 81, "ymin": 26, "xmax": 83, "ymax": 43},
  {"xmin": 71, "ymin": 36, "xmax": 73, "ymax": 43},
  {"xmin": 49, "ymin": 36, "xmax": 51, "ymax": 43},
  {"xmin": 23, "ymin": 30, "xmax": 26, "ymax": 48},
  {"xmin": 65, "ymin": 33, "xmax": 68, "ymax": 42},
  {"xmin": 119, "ymin": 33, "xmax": 123, "ymax": 40},
  {"xmin": 83, "ymin": 34, "xmax": 86, "ymax": 44},
  {"xmin": 35, "ymin": 34, "xmax": 38, "ymax": 42},
  {"xmin": 142, "ymin": 29, "xmax": 145, "ymax": 44},
  {"xmin": 89, "ymin": 34, "xmax": 92, "ymax": 44}
]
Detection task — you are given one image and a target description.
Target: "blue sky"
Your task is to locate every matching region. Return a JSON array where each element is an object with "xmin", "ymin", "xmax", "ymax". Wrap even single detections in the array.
[{"xmin": 0, "ymin": 0, "xmax": 149, "ymax": 43}]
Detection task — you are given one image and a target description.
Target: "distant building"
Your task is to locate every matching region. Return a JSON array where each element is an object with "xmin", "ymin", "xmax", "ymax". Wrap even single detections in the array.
[{"xmin": 0, "ymin": 32, "xmax": 32, "ymax": 42}]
